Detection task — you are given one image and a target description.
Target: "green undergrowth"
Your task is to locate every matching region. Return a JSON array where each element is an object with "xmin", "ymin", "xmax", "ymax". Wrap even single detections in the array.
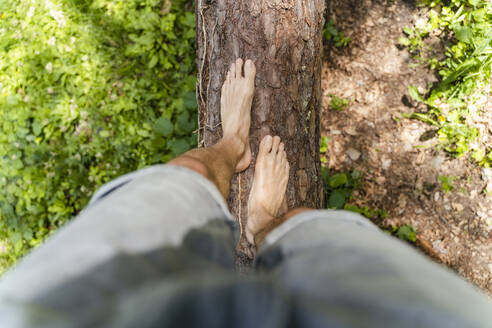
[
  {"xmin": 401, "ymin": 0, "xmax": 492, "ymax": 166},
  {"xmin": 387, "ymin": 225, "xmax": 418, "ymax": 243},
  {"xmin": 327, "ymin": 94, "xmax": 350, "ymax": 111},
  {"xmin": 323, "ymin": 19, "xmax": 351, "ymax": 48},
  {"xmin": 321, "ymin": 166, "xmax": 416, "ymax": 244},
  {"xmin": 0, "ymin": 0, "xmax": 197, "ymax": 272},
  {"xmin": 321, "ymin": 166, "xmax": 388, "ymax": 220},
  {"xmin": 320, "ymin": 138, "xmax": 418, "ymax": 243}
]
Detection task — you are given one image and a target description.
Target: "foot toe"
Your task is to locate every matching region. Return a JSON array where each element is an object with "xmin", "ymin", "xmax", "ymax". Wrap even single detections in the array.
[
  {"xmin": 259, "ymin": 135, "xmax": 273, "ymax": 157},
  {"xmin": 244, "ymin": 59, "xmax": 256, "ymax": 81},
  {"xmin": 226, "ymin": 70, "xmax": 232, "ymax": 84},
  {"xmin": 230, "ymin": 62, "xmax": 236, "ymax": 80},
  {"xmin": 280, "ymin": 149, "xmax": 287, "ymax": 161},
  {"xmin": 278, "ymin": 142, "xmax": 284, "ymax": 153},
  {"xmin": 235, "ymin": 58, "xmax": 244, "ymax": 78},
  {"xmin": 271, "ymin": 136, "xmax": 281, "ymax": 154}
]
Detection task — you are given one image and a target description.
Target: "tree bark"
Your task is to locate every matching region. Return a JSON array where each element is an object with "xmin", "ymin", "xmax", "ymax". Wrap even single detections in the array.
[{"xmin": 196, "ymin": 0, "xmax": 325, "ymax": 252}]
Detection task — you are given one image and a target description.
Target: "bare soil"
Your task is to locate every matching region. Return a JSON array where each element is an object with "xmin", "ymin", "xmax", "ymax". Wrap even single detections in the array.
[{"xmin": 322, "ymin": 0, "xmax": 492, "ymax": 294}]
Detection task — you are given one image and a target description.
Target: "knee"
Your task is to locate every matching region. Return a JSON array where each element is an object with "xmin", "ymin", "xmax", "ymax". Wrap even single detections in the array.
[
  {"xmin": 169, "ymin": 156, "xmax": 211, "ymax": 180},
  {"xmin": 281, "ymin": 207, "xmax": 313, "ymax": 222}
]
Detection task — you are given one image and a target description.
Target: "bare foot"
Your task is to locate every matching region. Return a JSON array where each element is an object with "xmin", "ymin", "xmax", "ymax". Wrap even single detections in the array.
[
  {"xmin": 220, "ymin": 58, "xmax": 256, "ymax": 172},
  {"xmin": 246, "ymin": 135, "xmax": 290, "ymax": 246}
]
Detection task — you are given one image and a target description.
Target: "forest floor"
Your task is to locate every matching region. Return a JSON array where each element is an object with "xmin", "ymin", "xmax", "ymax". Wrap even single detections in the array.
[{"xmin": 321, "ymin": 0, "xmax": 492, "ymax": 294}]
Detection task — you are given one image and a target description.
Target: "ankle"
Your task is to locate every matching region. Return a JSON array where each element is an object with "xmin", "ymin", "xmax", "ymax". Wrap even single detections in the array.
[
  {"xmin": 245, "ymin": 221, "xmax": 260, "ymax": 246},
  {"xmin": 220, "ymin": 134, "xmax": 246, "ymax": 161},
  {"xmin": 245, "ymin": 211, "xmax": 276, "ymax": 247}
]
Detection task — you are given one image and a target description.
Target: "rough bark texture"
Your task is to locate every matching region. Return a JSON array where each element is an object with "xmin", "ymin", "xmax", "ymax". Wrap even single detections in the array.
[{"xmin": 196, "ymin": 0, "xmax": 325, "ymax": 253}]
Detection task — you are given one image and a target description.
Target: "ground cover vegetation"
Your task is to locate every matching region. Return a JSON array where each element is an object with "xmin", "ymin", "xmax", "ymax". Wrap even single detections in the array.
[
  {"xmin": 400, "ymin": 0, "xmax": 492, "ymax": 166},
  {"xmin": 3, "ymin": 0, "xmax": 484, "ymax": 273},
  {"xmin": 320, "ymin": 163, "xmax": 415, "ymax": 244},
  {"xmin": 0, "ymin": 0, "xmax": 197, "ymax": 272}
]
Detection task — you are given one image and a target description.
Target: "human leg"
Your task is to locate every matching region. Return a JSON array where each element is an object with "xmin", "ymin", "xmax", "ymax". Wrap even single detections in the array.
[
  {"xmin": 255, "ymin": 209, "xmax": 492, "ymax": 327},
  {"xmin": 244, "ymin": 138, "xmax": 491, "ymax": 326},
  {"xmin": 169, "ymin": 58, "xmax": 256, "ymax": 200},
  {"xmin": 0, "ymin": 59, "xmax": 257, "ymax": 326}
]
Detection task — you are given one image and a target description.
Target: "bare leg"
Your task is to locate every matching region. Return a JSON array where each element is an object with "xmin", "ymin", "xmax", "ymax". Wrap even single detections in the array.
[
  {"xmin": 169, "ymin": 58, "xmax": 256, "ymax": 200},
  {"xmin": 281, "ymin": 207, "xmax": 313, "ymax": 221},
  {"xmin": 245, "ymin": 135, "xmax": 291, "ymax": 247}
]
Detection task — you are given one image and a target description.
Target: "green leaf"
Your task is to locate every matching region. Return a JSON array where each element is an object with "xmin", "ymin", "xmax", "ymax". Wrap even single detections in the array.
[
  {"xmin": 329, "ymin": 173, "xmax": 348, "ymax": 188},
  {"xmin": 321, "ymin": 166, "xmax": 330, "ymax": 184},
  {"xmin": 32, "ymin": 122, "xmax": 42, "ymax": 136},
  {"xmin": 23, "ymin": 228, "xmax": 33, "ymax": 241},
  {"xmin": 453, "ymin": 26, "xmax": 473, "ymax": 43},
  {"xmin": 396, "ymin": 225, "xmax": 417, "ymax": 243},
  {"xmin": 320, "ymin": 136, "xmax": 329, "ymax": 153},
  {"xmin": 148, "ymin": 55, "xmax": 158, "ymax": 69},
  {"xmin": 169, "ymin": 138, "xmax": 190, "ymax": 156},
  {"xmin": 154, "ymin": 116, "xmax": 174, "ymax": 137},
  {"xmin": 398, "ymin": 37, "xmax": 411, "ymax": 46},
  {"xmin": 408, "ymin": 86, "xmax": 423, "ymax": 102},
  {"xmin": 183, "ymin": 92, "xmax": 197, "ymax": 110},
  {"xmin": 175, "ymin": 111, "xmax": 195, "ymax": 134},
  {"xmin": 6, "ymin": 95, "xmax": 19, "ymax": 105},
  {"xmin": 99, "ymin": 130, "xmax": 110, "ymax": 138},
  {"xmin": 328, "ymin": 191, "xmax": 346, "ymax": 209}
]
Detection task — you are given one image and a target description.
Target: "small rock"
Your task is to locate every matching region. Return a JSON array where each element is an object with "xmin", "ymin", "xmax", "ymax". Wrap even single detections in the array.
[
  {"xmin": 403, "ymin": 143, "xmax": 413, "ymax": 152},
  {"xmin": 432, "ymin": 240, "xmax": 448, "ymax": 254},
  {"xmin": 486, "ymin": 182, "xmax": 492, "ymax": 193},
  {"xmin": 347, "ymin": 148, "xmax": 361, "ymax": 161},
  {"xmin": 452, "ymin": 203, "xmax": 464, "ymax": 212},
  {"xmin": 444, "ymin": 204, "xmax": 451, "ymax": 211},
  {"xmin": 344, "ymin": 126, "xmax": 358, "ymax": 136},
  {"xmin": 398, "ymin": 194, "xmax": 407, "ymax": 208},
  {"xmin": 382, "ymin": 157, "xmax": 392, "ymax": 170},
  {"xmin": 434, "ymin": 192, "xmax": 440, "ymax": 201},
  {"xmin": 482, "ymin": 168, "xmax": 492, "ymax": 180},
  {"xmin": 431, "ymin": 155, "xmax": 445, "ymax": 169},
  {"xmin": 376, "ymin": 176, "xmax": 386, "ymax": 185}
]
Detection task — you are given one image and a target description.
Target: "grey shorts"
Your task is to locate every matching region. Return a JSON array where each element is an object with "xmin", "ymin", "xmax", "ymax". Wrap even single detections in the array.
[{"xmin": 0, "ymin": 165, "xmax": 490, "ymax": 328}]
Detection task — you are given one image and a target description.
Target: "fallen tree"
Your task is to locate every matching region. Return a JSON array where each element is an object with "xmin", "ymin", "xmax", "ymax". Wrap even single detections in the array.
[{"xmin": 196, "ymin": 0, "xmax": 325, "ymax": 249}]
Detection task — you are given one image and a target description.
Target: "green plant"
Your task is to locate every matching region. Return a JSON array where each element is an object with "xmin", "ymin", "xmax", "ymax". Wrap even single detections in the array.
[
  {"xmin": 320, "ymin": 135, "xmax": 329, "ymax": 164},
  {"xmin": 0, "ymin": 0, "xmax": 197, "ymax": 272},
  {"xmin": 438, "ymin": 175, "xmax": 456, "ymax": 193},
  {"xmin": 344, "ymin": 204, "xmax": 388, "ymax": 220},
  {"xmin": 321, "ymin": 167, "xmax": 387, "ymax": 219},
  {"xmin": 328, "ymin": 94, "xmax": 349, "ymax": 111},
  {"xmin": 323, "ymin": 19, "xmax": 351, "ymax": 48},
  {"xmin": 392, "ymin": 224, "xmax": 417, "ymax": 243},
  {"xmin": 399, "ymin": 25, "xmax": 428, "ymax": 53},
  {"xmin": 402, "ymin": 0, "xmax": 492, "ymax": 167}
]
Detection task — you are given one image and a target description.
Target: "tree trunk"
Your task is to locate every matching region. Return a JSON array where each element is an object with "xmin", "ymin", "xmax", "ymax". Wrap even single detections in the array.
[{"xmin": 196, "ymin": 0, "xmax": 325, "ymax": 253}]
